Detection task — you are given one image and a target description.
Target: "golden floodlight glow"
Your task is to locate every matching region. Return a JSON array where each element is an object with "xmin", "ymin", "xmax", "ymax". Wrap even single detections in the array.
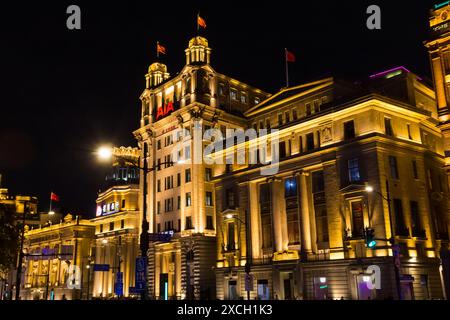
[
  {"xmin": 365, "ymin": 185, "xmax": 374, "ymax": 193},
  {"xmin": 225, "ymin": 213, "xmax": 234, "ymax": 219},
  {"xmin": 48, "ymin": 211, "xmax": 55, "ymax": 215}
]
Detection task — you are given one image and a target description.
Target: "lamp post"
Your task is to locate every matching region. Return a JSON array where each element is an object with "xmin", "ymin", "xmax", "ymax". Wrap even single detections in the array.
[
  {"xmin": 15, "ymin": 200, "xmax": 28, "ymax": 300},
  {"xmin": 97, "ymin": 146, "xmax": 174, "ymax": 300},
  {"xmin": 365, "ymin": 181, "xmax": 402, "ymax": 300},
  {"xmin": 225, "ymin": 212, "xmax": 252, "ymax": 300}
]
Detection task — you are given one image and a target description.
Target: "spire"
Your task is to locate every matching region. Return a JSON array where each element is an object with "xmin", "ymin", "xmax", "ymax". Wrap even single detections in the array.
[{"xmin": 185, "ymin": 36, "xmax": 211, "ymax": 65}]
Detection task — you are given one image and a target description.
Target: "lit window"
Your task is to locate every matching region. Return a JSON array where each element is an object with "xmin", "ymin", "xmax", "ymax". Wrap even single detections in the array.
[
  {"xmin": 206, "ymin": 191, "xmax": 213, "ymax": 206},
  {"xmin": 230, "ymin": 89, "xmax": 238, "ymax": 100},
  {"xmin": 240, "ymin": 93, "xmax": 247, "ymax": 104},
  {"xmin": 348, "ymin": 158, "xmax": 361, "ymax": 182},
  {"xmin": 186, "ymin": 192, "xmax": 192, "ymax": 207}
]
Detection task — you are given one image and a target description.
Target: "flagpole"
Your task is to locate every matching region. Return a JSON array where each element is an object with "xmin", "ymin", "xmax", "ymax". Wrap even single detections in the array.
[
  {"xmin": 157, "ymin": 41, "xmax": 159, "ymax": 60},
  {"xmin": 49, "ymin": 191, "xmax": 52, "ymax": 213},
  {"xmin": 197, "ymin": 13, "xmax": 199, "ymax": 33},
  {"xmin": 285, "ymin": 48, "xmax": 289, "ymax": 88}
]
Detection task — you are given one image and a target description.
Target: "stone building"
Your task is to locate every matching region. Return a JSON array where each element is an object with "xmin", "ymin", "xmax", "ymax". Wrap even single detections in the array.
[{"xmin": 133, "ymin": 36, "xmax": 269, "ymax": 299}]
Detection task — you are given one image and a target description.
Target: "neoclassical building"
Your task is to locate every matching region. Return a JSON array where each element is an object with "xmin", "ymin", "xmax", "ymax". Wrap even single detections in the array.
[
  {"xmin": 91, "ymin": 147, "xmax": 141, "ymax": 298},
  {"xmin": 133, "ymin": 36, "xmax": 269, "ymax": 299},
  {"xmin": 213, "ymin": 71, "xmax": 448, "ymax": 300},
  {"xmin": 21, "ymin": 214, "xmax": 95, "ymax": 300}
]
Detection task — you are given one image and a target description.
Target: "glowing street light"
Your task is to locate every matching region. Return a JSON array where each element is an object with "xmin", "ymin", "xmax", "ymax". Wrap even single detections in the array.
[
  {"xmin": 48, "ymin": 211, "xmax": 55, "ymax": 215},
  {"xmin": 97, "ymin": 146, "xmax": 113, "ymax": 160},
  {"xmin": 365, "ymin": 185, "xmax": 374, "ymax": 193}
]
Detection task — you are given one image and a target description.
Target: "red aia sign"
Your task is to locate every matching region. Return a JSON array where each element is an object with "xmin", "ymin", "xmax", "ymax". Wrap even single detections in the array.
[{"xmin": 155, "ymin": 101, "xmax": 175, "ymax": 120}]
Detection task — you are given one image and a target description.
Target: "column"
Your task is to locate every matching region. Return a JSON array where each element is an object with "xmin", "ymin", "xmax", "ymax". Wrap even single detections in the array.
[
  {"xmin": 299, "ymin": 172, "xmax": 312, "ymax": 256},
  {"xmin": 271, "ymin": 178, "xmax": 288, "ymax": 252},
  {"xmin": 249, "ymin": 182, "xmax": 261, "ymax": 260}
]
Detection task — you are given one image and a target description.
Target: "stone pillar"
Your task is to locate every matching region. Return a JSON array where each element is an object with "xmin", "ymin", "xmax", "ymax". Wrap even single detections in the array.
[
  {"xmin": 300, "ymin": 172, "xmax": 312, "ymax": 256},
  {"xmin": 249, "ymin": 181, "xmax": 261, "ymax": 260},
  {"xmin": 271, "ymin": 178, "xmax": 288, "ymax": 252}
]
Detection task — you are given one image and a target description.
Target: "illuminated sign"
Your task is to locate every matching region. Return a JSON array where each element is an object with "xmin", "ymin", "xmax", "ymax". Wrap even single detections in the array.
[
  {"xmin": 155, "ymin": 100, "xmax": 175, "ymax": 121},
  {"xmin": 431, "ymin": 20, "xmax": 450, "ymax": 38},
  {"xmin": 98, "ymin": 201, "xmax": 119, "ymax": 216}
]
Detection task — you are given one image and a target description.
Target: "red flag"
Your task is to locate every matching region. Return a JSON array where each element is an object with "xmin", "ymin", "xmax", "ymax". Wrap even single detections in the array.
[
  {"xmin": 157, "ymin": 42, "xmax": 166, "ymax": 55},
  {"xmin": 197, "ymin": 15, "xmax": 207, "ymax": 29},
  {"xmin": 50, "ymin": 192, "xmax": 59, "ymax": 202},
  {"xmin": 286, "ymin": 49, "xmax": 296, "ymax": 63}
]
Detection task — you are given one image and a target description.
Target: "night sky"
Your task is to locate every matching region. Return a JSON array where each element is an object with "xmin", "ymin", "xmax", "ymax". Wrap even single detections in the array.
[{"xmin": 0, "ymin": 0, "xmax": 438, "ymax": 216}]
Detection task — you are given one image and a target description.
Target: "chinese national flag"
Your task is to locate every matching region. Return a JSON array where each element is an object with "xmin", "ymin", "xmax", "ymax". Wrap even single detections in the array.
[
  {"xmin": 50, "ymin": 192, "xmax": 59, "ymax": 202},
  {"xmin": 157, "ymin": 42, "xmax": 166, "ymax": 55},
  {"xmin": 286, "ymin": 49, "xmax": 296, "ymax": 63},
  {"xmin": 197, "ymin": 15, "xmax": 207, "ymax": 29}
]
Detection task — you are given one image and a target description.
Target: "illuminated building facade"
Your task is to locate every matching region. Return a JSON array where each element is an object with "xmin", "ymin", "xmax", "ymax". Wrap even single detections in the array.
[
  {"xmin": 91, "ymin": 147, "xmax": 140, "ymax": 298},
  {"xmin": 21, "ymin": 214, "xmax": 94, "ymax": 300},
  {"xmin": 424, "ymin": 1, "xmax": 450, "ymax": 299},
  {"xmin": 213, "ymin": 70, "xmax": 448, "ymax": 300},
  {"xmin": 134, "ymin": 36, "xmax": 269, "ymax": 299}
]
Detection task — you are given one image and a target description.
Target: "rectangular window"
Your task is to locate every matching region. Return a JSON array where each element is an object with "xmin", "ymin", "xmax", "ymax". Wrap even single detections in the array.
[
  {"xmin": 292, "ymin": 109, "xmax": 298, "ymax": 121},
  {"xmin": 407, "ymin": 124, "xmax": 412, "ymax": 139},
  {"xmin": 351, "ymin": 201, "xmax": 364, "ymax": 237},
  {"xmin": 385, "ymin": 117, "xmax": 393, "ymax": 136},
  {"xmin": 206, "ymin": 191, "xmax": 213, "ymax": 206},
  {"xmin": 157, "ymin": 223, "xmax": 161, "ymax": 233},
  {"xmin": 205, "ymin": 168, "xmax": 212, "ymax": 181},
  {"xmin": 225, "ymin": 188, "xmax": 235, "ymax": 208},
  {"xmin": 410, "ymin": 201, "xmax": 422, "ymax": 235},
  {"xmin": 185, "ymin": 216, "xmax": 193, "ymax": 230},
  {"xmin": 278, "ymin": 114, "xmax": 283, "ymax": 126},
  {"xmin": 259, "ymin": 183, "xmax": 272, "ymax": 249},
  {"xmin": 348, "ymin": 158, "xmax": 361, "ymax": 182},
  {"xmin": 185, "ymin": 168, "xmax": 191, "ymax": 182},
  {"xmin": 121, "ymin": 219, "xmax": 125, "ymax": 229},
  {"xmin": 157, "ymin": 158, "xmax": 161, "ymax": 171},
  {"xmin": 186, "ymin": 192, "xmax": 192, "ymax": 207},
  {"xmin": 393, "ymin": 199, "xmax": 407, "ymax": 236},
  {"xmin": 99, "ymin": 224, "xmax": 103, "ymax": 233},
  {"xmin": 177, "ymin": 196, "xmax": 181, "ymax": 210},
  {"xmin": 284, "ymin": 178, "xmax": 297, "ymax": 198},
  {"xmin": 206, "ymin": 215, "xmax": 214, "ymax": 230},
  {"xmin": 177, "ymin": 173, "xmax": 181, "ymax": 186},
  {"xmin": 412, "ymin": 160, "xmax": 418, "ymax": 179},
  {"xmin": 185, "ymin": 146, "xmax": 191, "ymax": 160},
  {"xmin": 178, "ymin": 219, "xmax": 181, "ymax": 232},
  {"xmin": 285, "ymin": 111, "xmax": 290, "ymax": 123},
  {"xmin": 157, "ymin": 140, "xmax": 161, "ymax": 150},
  {"xmin": 344, "ymin": 120, "xmax": 355, "ymax": 140},
  {"xmin": 315, "ymin": 204, "xmax": 329, "ymax": 243},
  {"xmin": 389, "ymin": 156, "xmax": 399, "ymax": 179},
  {"xmin": 230, "ymin": 89, "xmax": 238, "ymax": 100},
  {"xmin": 279, "ymin": 141, "xmax": 287, "ymax": 159},
  {"xmin": 157, "ymin": 201, "xmax": 161, "ymax": 214},
  {"xmin": 109, "ymin": 222, "xmax": 114, "ymax": 231},
  {"xmin": 312, "ymin": 171, "xmax": 325, "ymax": 193},
  {"xmin": 121, "ymin": 199, "xmax": 126, "ymax": 209},
  {"xmin": 227, "ymin": 222, "xmax": 235, "ymax": 250},
  {"xmin": 313, "ymin": 100, "xmax": 320, "ymax": 113},
  {"xmin": 240, "ymin": 93, "xmax": 247, "ymax": 104},
  {"xmin": 305, "ymin": 103, "xmax": 311, "ymax": 116},
  {"xmin": 306, "ymin": 133, "xmax": 314, "ymax": 151}
]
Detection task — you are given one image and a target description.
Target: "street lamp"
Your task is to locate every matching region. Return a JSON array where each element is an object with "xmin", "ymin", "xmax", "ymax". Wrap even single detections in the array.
[
  {"xmin": 96, "ymin": 145, "xmax": 176, "ymax": 300},
  {"xmin": 224, "ymin": 212, "xmax": 252, "ymax": 300},
  {"xmin": 364, "ymin": 182, "xmax": 402, "ymax": 300}
]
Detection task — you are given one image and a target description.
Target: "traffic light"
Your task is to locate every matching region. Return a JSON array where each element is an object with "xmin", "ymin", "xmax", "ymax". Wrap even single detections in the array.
[{"xmin": 364, "ymin": 227, "xmax": 377, "ymax": 248}]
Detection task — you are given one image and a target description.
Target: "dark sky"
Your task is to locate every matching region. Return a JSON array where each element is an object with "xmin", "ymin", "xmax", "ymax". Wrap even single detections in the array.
[{"xmin": 0, "ymin": 0, "xmax": 438, "ymax": 216}]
